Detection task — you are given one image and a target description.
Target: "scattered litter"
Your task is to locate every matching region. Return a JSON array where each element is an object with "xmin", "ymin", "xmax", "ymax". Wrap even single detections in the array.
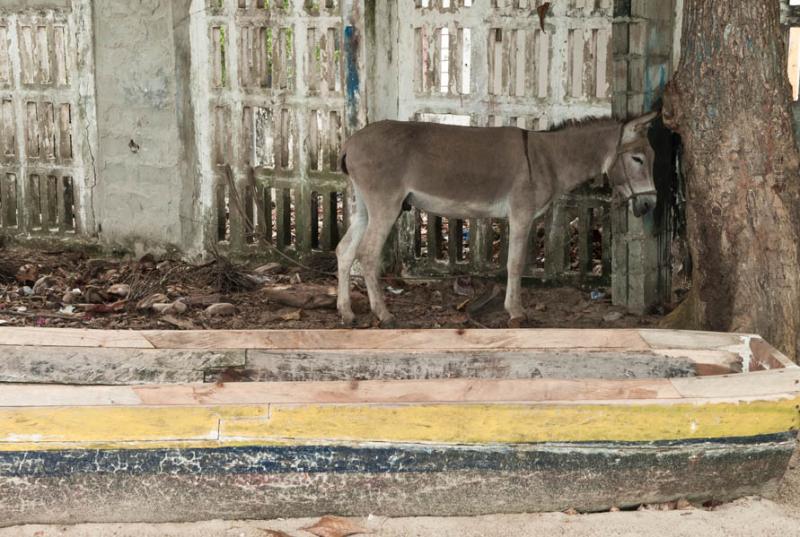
[
  {"xmin": 153, "ymin": 301, "xmax": 188, "ymax": 315},
  {"xmin": 301, "ymin": 515, "xmax": 369, "ymax": 537},
  {"xmin": 280, "ymin": 309, "xmax": 302, "ymax": 321},
  {"xmin": 107, "ymin": 283, "xmax": 131, "ymax": 297},
  {"xmin": 205, "ymin": 303, "xmax": 237, "ymax": 316},
  {"xmin": 452, "ymin": 277, "xmax": 474, "ymax": 297},
  {"xmin": 466, "ymin": 284, "xmax": 502, "ymax": 314},
  {"xmin": 79, "ymin": 300, "xmax": 127, "ymax": 314},
  {"xmin": 253, "ymin": 262, "xmax": 284, "ymax": 275},
  {"xmin": 32, "ymin": 276, "xmax": 55, "ymax": 296},
  {"xmin": 182, "ymin": 294, "xmax": 227, "ymax": 307},
  {"xmin": 264, "ymin": 284, "xmax": 338, "ymax": 310},
  {"xmin": 246, "ymin": 274, "xmax": 272, "ymax": 285},
  {"xmin": 16, "ymin": 264, "xmax": 38, "ymax": 284},
  {"xmin": 161, "ymin": 314, "xmax": 197, "ymax": 330},
  {"xmin": 0, "ymin": 246, "xmax": 662, "ymax": 331},
  {"xmin": 83, "ymin": 287, "xmax": 108, "ymax": 304},
  {"xmin": 137, "ymin": 293, "xmax": 170, "ymax": 311}
]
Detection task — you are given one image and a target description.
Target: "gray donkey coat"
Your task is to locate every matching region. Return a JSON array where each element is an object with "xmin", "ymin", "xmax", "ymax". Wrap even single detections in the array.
[{"xmin": 336, "ymin": 113, "xmax": 658, "ymax": 326}]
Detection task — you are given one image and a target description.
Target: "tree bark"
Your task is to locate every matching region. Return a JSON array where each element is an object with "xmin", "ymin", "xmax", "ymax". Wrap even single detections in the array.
[{"xmin": 663, "ymin": 0, "xmax": 800, "ymax": 360}]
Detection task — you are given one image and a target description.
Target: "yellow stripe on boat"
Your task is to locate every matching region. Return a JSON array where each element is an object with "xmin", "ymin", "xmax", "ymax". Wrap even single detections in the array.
[{"xmin": 0, "ymin": 398, "xmax": 797, "ymax": 451}]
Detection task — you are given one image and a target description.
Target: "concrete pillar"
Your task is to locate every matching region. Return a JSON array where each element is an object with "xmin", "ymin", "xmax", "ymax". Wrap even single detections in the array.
[
  {"xmin": 92, "ymin": 0, "xmax": 202, "ymax": 257},
  {"xmin": 611, "ymin": 0, "xmax": 677, "ymax": 313}
]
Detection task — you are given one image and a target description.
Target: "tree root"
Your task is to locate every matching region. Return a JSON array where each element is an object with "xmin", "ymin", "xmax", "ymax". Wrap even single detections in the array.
[{"xmin": 659, "ymin": 288, "xmax": 700, "ymax": 330}]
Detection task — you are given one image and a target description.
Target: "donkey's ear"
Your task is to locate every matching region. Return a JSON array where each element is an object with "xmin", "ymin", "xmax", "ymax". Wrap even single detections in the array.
[{"xmin": 621, "ymin": 112, "xmax": 659, "ymax": 143}]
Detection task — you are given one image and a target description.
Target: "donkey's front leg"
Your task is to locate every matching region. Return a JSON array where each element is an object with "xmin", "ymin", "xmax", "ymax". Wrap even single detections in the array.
[{"xmin": 505, "ymin": 216, "xmax": 534, "ymax": 327}]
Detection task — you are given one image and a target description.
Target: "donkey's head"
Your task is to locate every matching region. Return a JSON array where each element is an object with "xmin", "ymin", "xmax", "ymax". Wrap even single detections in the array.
[{"xmin": 606, "ymin": 112, "xmax": 658, "ymax": 217}]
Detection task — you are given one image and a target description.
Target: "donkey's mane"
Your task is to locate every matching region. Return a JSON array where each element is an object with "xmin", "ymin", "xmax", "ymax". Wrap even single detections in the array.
[{"xmin": 547, "ymin": 116, "xmax": 619, "ymax": 132}]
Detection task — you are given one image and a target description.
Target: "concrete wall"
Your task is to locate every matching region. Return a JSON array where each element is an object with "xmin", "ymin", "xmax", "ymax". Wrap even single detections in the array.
[
  {"xmin": 92, "ymin": 0, "xmax": 201, "ymax": 256},
  {"xmin": 2, "ymin": 0, "xmax": 687, "ymax": 310}
]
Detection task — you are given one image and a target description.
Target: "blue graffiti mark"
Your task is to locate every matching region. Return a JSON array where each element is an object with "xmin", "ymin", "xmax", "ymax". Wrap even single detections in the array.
[
  {"xmin": 344, "ymin": 25, "xmax": 360, "ymax": 127},
  {"xmin": 644, "ymin": 66, "xmax": 653, "ymax": 110},
  {"xmin": 644, "ymin": 65, "xmax": 668, "ymax": 111}
]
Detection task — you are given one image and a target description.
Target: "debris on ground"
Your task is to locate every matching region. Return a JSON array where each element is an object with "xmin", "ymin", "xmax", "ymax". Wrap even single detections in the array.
[
  {"xmin": 205, "ymin": 303, "xmax": 237, "ymax": 316},
  {"xmin": 0, "ymin": 246, "xmax": 665, "ymax": 330},
  {"xmin": 301, "ymin": 515, "xmax": 369, "ymax": 537}
]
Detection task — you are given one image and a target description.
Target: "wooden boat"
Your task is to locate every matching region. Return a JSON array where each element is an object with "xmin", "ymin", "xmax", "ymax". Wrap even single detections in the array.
[{"xmin": 0, "ymin": 327, "xmax": 797, "ymax": 525}]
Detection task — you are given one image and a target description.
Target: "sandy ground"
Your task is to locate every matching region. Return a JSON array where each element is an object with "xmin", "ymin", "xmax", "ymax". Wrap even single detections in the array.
[{"xmin": 3, "ymin": 451, "xmax": 797, "ymax": 537}]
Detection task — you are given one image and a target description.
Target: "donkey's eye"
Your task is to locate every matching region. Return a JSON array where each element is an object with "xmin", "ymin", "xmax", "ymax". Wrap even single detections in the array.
[{"xmin": 632, "ymin": 156, "xmax": 644, "ymax": 165}]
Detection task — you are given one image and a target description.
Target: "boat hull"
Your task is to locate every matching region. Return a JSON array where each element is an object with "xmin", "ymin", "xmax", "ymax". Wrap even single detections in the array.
[{"xmin": 0, "ymin": 434, "xmax": 795, "ymax": 525}]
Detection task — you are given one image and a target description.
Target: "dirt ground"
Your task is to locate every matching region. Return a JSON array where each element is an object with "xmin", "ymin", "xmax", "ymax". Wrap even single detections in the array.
[{"xmin": 0, "ymin": 246, "xmax": 663, "ymax": 330}]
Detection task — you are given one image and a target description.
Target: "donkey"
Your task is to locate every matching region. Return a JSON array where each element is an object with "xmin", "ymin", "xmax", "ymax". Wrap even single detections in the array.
[{"xmin": 336, "ymin": 112, "xmax": 659, "ymax": 327}]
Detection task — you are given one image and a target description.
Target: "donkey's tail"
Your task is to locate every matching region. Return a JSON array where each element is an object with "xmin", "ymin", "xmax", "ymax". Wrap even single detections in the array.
[{"xmin": 339, "ymin": 151, "xmax": 349, "ymax": 175}]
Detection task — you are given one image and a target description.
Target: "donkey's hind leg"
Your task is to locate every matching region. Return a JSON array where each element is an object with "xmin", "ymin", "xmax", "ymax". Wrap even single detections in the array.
[
  {"xmin": 357, "ymin": 196, "xmax": 403, "ymax": 327},
  {"xmin": 505, "ymin": 214, "xmax": 534, "ymax": 327},
  {"xmin": 336, "ymin": 189, "xmax": 368, "ymax": 325}
]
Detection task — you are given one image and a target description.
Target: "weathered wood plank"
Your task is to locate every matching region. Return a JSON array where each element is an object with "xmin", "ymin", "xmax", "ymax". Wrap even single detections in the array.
[
  {"xmin": 134, "ymin": 378, "xmax": 682, "ymax": 406},
  {"xmin": 137, "ymin": 329, "xmax": 651, "ymax": 351},
  {"xmin": 2, "ymin": 367, "xmax": 797, "ymax": 409},
  {"xmin": 670, "ymin": 368, "xmax": 800, "ymax": 400},
  {"xmin": 0, "ymin": 347, "xmax": 245, "ymax": 385},
  {"xmin": 0, "ymin": 377, "xmax": 681, "ymax": 407},
  {"xmin": 217, "ymin": 349, "xmax": 697, "ymax": 382},
  {"xmin": 0, "ymin": 328, "xmax": 155, "ymax": 349},
  {"xmin": 638, "ymin": 329, "xmax": 745, "ymax": 350}
]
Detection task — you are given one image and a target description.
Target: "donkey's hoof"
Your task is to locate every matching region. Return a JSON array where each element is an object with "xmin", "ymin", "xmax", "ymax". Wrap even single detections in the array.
[
  {"xmin": 508, "ymin": 316, "xmax": 526, "ymax": 329},
  {"xmin": 378, "ymin": 315, "xmax": 398, "ymax": 329},
  {"xmin": 339, "ymin": 312, "xmax": 357, "ymax": 327}
]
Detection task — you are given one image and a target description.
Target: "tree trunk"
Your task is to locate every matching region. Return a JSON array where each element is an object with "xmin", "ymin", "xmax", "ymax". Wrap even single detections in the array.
[{"xmin": 663, "ymin": 0, "xmax": 800, "ymax": 360}]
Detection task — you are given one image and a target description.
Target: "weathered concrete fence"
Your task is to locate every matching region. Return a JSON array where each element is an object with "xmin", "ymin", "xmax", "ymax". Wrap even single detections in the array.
[{"xmin": 0, "ymin": 0, "xmax": 685, "ymax": 310}]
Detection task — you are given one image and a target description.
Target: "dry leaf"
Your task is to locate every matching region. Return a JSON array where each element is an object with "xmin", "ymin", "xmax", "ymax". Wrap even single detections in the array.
[
  {"xmin": 107, "ymin": 283, "xmax": 131, "ymax": 297},
  {"xmin": 137, "ymin": 293, "xmax": 169, "ymax": 311},
  {"xmin": 205, "ymin": 302, "xmax": 237, "ymax": 316},
  {"xmin": 259, "ymin": 530, "xmax": 292, "ymax": 537},
  {"xmin": 16, "ymin": 263, "xmax": 38, "ymax": 284},
  {"xmin": 301, "ymin": 515, "xmax": 369, "ymax": 537},
  {"xmin": 79, "ymin": 299, "xmax": 127, "ymax": 314},
  {"xmin": 153, "ymin": 301, "xmax": 188, "ymax": 315},
  {"xmin": 264, "ymin": 284, "xmax": 337, "ymax": 310},
  {"xmin": 253, "ymin": 262, "xmax": 285, "ymax": 275},
  {"xmin": 161, "ymin": 314, "xmax": 197, "ymax": 330},
  {"xmin": 280, "ymin": 309, "xmax": 302, "ymax": 321}
]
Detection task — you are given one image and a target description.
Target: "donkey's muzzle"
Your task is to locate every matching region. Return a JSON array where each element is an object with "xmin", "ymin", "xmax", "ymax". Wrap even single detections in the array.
[{"xmin": 632, "ymin": 193, "xmax": 657, "ymax": 217}]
